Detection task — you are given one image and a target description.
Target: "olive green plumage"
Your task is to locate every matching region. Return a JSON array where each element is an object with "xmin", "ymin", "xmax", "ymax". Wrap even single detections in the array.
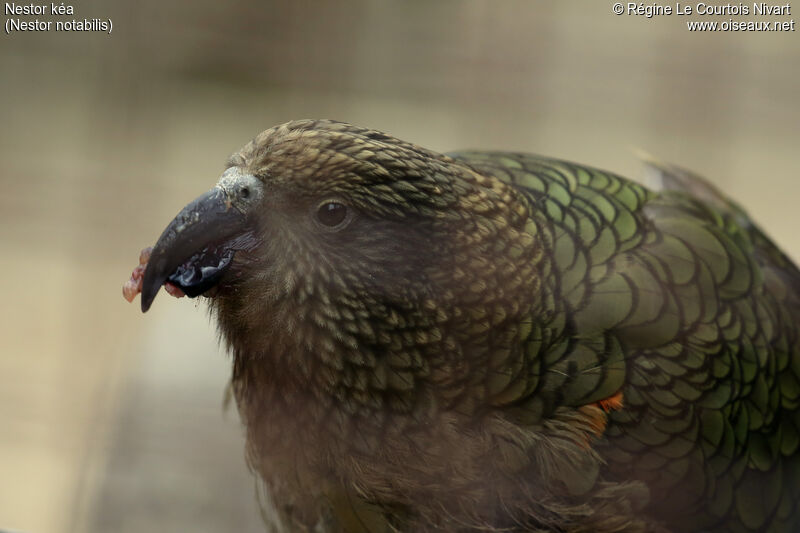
[
  {"xmin": 145, "ymin": 120, "xmax": 800, "ymax": 532},
  {"xmin": 457, "ymin": 152, "xmax": 800, "ymax": 532}
]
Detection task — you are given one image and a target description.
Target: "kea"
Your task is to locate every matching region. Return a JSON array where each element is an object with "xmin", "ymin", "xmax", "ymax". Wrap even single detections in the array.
[{"xmin": 124, "ymin": 119, "xmax": 800, "ymax": 533}]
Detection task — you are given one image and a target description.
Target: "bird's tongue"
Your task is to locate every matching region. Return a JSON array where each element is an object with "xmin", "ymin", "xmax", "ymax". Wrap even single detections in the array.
[{"xmin": 166, "ymin": 244, "xmax": 235, "ymax": 297}]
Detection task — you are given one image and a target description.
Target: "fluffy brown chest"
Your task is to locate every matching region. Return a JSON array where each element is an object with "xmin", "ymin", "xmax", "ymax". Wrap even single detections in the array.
[{"xmin": 231, "ymin": 355, "xmax": 538, "ymax": 530}]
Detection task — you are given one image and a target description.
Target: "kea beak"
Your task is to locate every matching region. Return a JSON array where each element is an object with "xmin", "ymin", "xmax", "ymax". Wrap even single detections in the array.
[{"xmin": 141, "ymin": 187, "xmax": 249, "ymax": 312}]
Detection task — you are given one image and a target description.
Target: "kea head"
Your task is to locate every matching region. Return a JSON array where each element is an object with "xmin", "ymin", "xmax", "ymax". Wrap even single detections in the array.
[{"xmin": 142, "ymin": 120, "xmax": 542, "ymax": 415}]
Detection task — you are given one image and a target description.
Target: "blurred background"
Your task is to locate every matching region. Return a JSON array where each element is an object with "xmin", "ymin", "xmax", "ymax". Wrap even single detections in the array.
[{"xmin": 1, "ymin": 1, "xmax": 797, "ymax": 532}]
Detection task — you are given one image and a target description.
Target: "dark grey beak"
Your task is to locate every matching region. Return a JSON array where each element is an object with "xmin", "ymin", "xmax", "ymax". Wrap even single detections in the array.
[{"xmin": 141, "ymin": 187, "xmax": 248, "ymax": 312}]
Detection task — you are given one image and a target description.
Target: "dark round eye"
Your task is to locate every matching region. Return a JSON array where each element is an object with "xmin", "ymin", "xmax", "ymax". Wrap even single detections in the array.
[
  {"xmin": 240, "ymin": 186, "xmax": 250, "ymax": 199},
  {"xmin": 316, "ymin": 201, "xmax": 348, "ymax": 228}
]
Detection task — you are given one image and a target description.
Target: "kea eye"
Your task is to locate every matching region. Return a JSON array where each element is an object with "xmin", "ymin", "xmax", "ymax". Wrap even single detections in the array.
[{"xmin": 316, "ymin": 201, "xmax": 349, "ymax": 229}]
